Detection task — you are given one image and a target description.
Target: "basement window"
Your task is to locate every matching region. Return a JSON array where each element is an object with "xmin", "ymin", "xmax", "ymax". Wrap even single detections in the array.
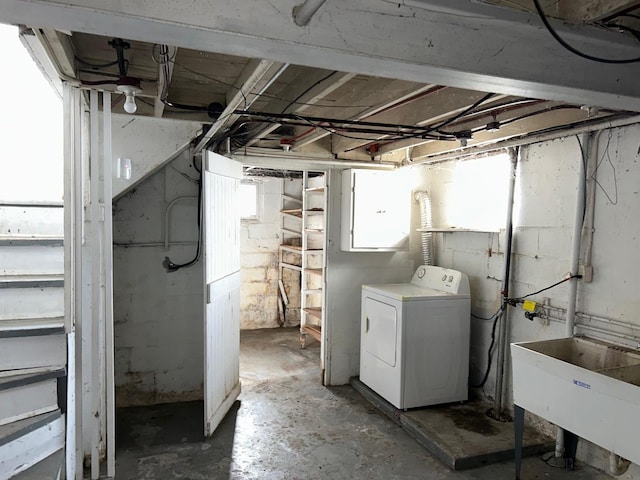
[
  {"xmin": 239, "ymin": 181, "xmax": 262, "ymax": 221},
  {"xmin": 445, "ymin": 153, "xmax": 510, "ymax": 231}
]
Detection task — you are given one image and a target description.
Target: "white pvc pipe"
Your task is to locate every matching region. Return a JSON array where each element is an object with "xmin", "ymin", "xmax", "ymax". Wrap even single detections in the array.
[
  {"xmin": 555, "ymin": 133, "xmax": 589, "ymax": 458},
  {"xmin": 566, "ymin": 133, "xmax": 589, "ymax": 337},
  {"xmin": 583, "ymin": 130, "xmax": 604, "ymax": 271},
  {"xmin": 293, "ymin": 0, "xmax": 327, "ymax": 26},
  {"xmin": 493, "ymin": 147, "xmax": 518, "ymax": 415}
]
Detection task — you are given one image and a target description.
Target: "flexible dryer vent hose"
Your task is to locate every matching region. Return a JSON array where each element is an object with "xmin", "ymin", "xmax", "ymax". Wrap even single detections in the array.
[{"xmin": 415, "ymin": 191, "xmax": 434, "ymax": 266}]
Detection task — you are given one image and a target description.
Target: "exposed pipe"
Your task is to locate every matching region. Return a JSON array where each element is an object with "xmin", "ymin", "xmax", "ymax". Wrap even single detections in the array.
[
  {"xmin": 493, "ymin": 146, "xmax": 518, "ymax": 416},
  {"xmin": 411, "ymin": 114, "xmax": 640, "ymax": 166},
  {"xmin": 583, "ymin": 130, "xmax": 605, "ymax": 275},
  {"xmin": 553, "ymin": 133, "xmax": 589, "ymax": 459},
  {"xmin": 293, "ymin": 0, "xmax": 327, "ymax": 26},
  {"xmin": 566, "ymin": 133, "xmax": 589, "ymax": 337},
  {"xmin": 414, "ymin": 191, "xmax": 434, "ymax": 266}
]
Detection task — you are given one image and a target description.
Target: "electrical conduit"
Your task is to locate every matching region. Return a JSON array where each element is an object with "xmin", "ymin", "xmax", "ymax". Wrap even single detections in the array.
[{"xmin": 493, "ymin": 147, "xmax": 518, "ymax": 416}]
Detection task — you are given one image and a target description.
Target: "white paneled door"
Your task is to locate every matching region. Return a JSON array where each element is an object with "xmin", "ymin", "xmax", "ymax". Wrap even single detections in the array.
[{"xmin": 203, "ymin": 152, "xmax": 242, "ymax": 436}]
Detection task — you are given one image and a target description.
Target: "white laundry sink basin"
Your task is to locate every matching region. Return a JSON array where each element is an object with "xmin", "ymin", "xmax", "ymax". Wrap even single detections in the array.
[{"xmin": 511, "ymin": 336, "xmax": 640, "ymax": 466}]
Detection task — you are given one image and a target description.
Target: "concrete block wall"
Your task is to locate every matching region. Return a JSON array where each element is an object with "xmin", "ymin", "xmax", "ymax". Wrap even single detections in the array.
[
  {"xmin": 419, "ymin": 124, "xmax": 640, "ymax": 477},
  {"xmin": 240, "ymin": 176, "xmax": 300, "ymax": 329},
  {"xmin": 113, "ymin": 151, "xmax": 204, "ymax": 407}
]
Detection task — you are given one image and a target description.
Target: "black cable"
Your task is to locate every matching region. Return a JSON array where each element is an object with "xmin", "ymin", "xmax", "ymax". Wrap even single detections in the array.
[
  {"xmin": 173, "ymin": 61, "xmax": 374, "ymax": 109},
  {"xmin": 280, "ymin": 71, "xmax": 337, "ymax": 113},
  {"xmin": 469, "ymin": 304, "xmax": 506, "ymax": 389},
  {"xmin": 162, "ymin": 167, "xmax": 203, "ymax": 272},
  {"xmin": 471, "ymin": 306, "xmax": 503, "ymax": 321},
  {"xmin": 533, "ymin": 0, "xmax": 640, "ymax": 64},
  {"xmin": 75, "ymin": 56, "xmax": 120, "ymax": 69},
  {"xmin": 510, "ymin": 275, "xmax": 581, "ymax": 303},
  {"xmin": 575, "ymin": 135, "xmax": 589, "ymax": 224}
]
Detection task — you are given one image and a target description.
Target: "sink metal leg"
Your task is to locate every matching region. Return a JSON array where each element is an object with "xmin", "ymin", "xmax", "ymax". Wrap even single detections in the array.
[
  {"xmin": 514, "ymin": 404, "xmax": 525, "ymax": 480},
  {"xmin": 563, "ymin": 429, "xmax": 579, "ymax": 470}
]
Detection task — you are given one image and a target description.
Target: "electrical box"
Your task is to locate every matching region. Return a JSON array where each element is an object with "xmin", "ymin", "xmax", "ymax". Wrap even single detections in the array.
[{"xmin": 341, "ymin": 169, "xmax": 410, "ymax": 252}]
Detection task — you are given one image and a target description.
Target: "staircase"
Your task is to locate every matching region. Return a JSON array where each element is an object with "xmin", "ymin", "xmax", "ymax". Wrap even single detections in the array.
[{"xmin": 0, "ymin": 205, "xmax": 67, "ymax": 479}]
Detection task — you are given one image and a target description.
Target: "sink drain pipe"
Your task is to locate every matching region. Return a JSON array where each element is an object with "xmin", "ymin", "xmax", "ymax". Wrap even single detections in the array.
[
  {"xmin": 555, "ymin": 133, "xmax": 590, "ymax": 459},
  {"xmin": 493, "ymin": 147, "xmax": 518, "ymax": 416}
]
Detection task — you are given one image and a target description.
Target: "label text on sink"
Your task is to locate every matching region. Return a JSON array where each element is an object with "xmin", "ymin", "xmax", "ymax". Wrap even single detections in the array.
[{"xmin": 573, "ymin": 379, "xmax": 591, "ymax": 390}]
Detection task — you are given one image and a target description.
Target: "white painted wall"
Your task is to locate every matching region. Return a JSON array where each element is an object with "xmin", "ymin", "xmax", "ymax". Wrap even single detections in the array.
[
  {"xmin": 420, "ymin": 124, "xmax": 640, "ymax": 477},
  {"xmin": 111, "ymin": 114, "xmax": 203, "ymax": 199},
  {"xmin": 113, "ymin": 150, "xmax": 204, "ymax": 406},
  {"xmin": 325, "ymin": 168, "xmax": 415, "ymax": 386}
]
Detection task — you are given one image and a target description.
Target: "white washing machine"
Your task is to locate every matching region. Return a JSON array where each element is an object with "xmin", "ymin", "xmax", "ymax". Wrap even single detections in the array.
[{"xmin": 360, "ymin": 265, "xmax": 470, "ymax": 409}]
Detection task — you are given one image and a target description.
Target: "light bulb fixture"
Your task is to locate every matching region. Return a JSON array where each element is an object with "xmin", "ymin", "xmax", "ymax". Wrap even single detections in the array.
[{"xmin": 116, "ymin": 77, "xmax": 142, "ymax": 115}]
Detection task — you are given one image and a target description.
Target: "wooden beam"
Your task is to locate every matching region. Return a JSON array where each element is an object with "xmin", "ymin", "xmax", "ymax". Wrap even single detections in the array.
[
  {"xmin": 293, "ymin": 83, "xmax": 439, "ymax": 150},
  {"xmin": 3, "ymin": 0, "xmax": 640, "ymax": 111},
  {"xmin": 40, "ymin": 28, "xmax": 75, "ymax": 77},
  {"xmin": 245, "ymin": 70, "xmax": 355, "ymax": 147},
  {"xmin": 559, "ymin": 0, "xmax": 640, "ymax": 22},
  {"xmin": 193, "ymin": 60, "xmax": 288, "ymax": 153}
]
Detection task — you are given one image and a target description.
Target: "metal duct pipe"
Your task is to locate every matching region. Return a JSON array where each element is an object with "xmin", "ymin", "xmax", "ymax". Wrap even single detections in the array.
[
  {"xmin": 293, "ymin": 0, "xmax": 327, "ymax": 26},
  {"xmin": 493, "ymin": 146, "xmax": 518, "ymax": 416},
  {"xmin": 414, "ymin": 191, "xmax": 434, "ymax": 266}
]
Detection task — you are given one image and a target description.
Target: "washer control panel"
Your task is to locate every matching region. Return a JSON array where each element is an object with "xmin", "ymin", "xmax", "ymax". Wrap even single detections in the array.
[{"xmin": 411, "ymin": 265, "xmax": 470, "ymax": 295}]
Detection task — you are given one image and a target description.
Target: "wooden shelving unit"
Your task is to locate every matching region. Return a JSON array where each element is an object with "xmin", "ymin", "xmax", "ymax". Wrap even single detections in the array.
[
  {"xmin": 299, "ymin": 171, "xmax": 326, "ymax": 349},
  {"xmin": 277, "ymin": 173, "xmax": 326, "ymax": 340}
]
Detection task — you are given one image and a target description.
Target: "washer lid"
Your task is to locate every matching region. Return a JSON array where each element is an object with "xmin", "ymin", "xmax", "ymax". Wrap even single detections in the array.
[{"xmin": 362, "ymin": 283, "xmax": 469, "ymax": 301}]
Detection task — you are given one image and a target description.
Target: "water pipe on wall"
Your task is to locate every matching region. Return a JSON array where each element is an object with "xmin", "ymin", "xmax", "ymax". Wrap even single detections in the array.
[
  {"xmin": 414, "ymin": 191, "xmax": 434, "ymax": 266},
  {"xmin": 554, "ymin": 133, "xmax": 590, "ymax": 459},
  {"xmin": 493, "ymin": 146, "xmax": 518, "ymax": 416},
  {"xmin": 566, "ymin": 133, "xmax": 589, "ymax": 337}
]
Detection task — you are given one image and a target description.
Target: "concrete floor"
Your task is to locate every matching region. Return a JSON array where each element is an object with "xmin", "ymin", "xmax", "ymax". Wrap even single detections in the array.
[{"xmin": 115, "ymin": 327, "xmax": 611, "ymax": 479}]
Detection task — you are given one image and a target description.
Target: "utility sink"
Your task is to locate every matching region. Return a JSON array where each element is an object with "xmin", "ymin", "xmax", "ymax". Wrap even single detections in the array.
[{"xmin": 511, "ymin": 336, "xmax": 640, "ymax": 467}]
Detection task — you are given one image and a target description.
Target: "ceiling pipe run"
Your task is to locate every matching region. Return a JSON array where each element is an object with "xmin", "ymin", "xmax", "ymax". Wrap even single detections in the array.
[
  {"xmin": 408, "ymin": 114, "xmax": 640, "ymax": 166},
  {"xmin": 293, "ymin": 0, "xmax": 327, "ymax": 26}
]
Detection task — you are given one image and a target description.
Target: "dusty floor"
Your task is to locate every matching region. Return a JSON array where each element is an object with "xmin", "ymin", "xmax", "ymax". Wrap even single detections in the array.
[{"xmin": 115, "ymin": 327, "xmax": 610, "ymax": 479}]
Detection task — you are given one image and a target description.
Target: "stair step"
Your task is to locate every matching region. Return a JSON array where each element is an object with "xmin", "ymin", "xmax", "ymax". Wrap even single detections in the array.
[
  {"xmin": 0, "ymin": 411, "xmax": 64, "ymax": 478},
  {"xmin": 0, "ymin": 333, "xmax": 66, "ymax": 371},
  {"xmin": 0, "ymin": 237, "xmax": 63, "ymax": 247},
  {"xmin": 0, "ymin": 205, "xmax": 63, "ymax": 239},
  {"xmin": 0, "ymin": 275, "xmax": 64, "ymax": 289},
  {"xmin": 0, "ymin": 369, "xmax": 64, "ymax": 427},
  {"xmin": 0, "ymin": 288, "xmax": 64, "ymax": 320},
  {"xmin": 0, "ymin": 245, "xmax": 63, "ymax": 277},
  {"xmin": 11, "ymin": 448, "xmax": 64, "ymax": 480},
  {"xmin": 0, "ymin": 318, "xmax": 65, "ymax": 338}
]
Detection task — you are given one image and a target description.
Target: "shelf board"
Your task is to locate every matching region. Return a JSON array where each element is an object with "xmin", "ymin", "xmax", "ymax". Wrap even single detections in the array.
[
  {"xmin": 305, "ymin": 208, "xmax": 324, "ymax": 215},
  {"xmin": 305, "ymin": 186, "xmax": 325, "ymax": 193},
  {"xmin": 280, "ymin": 245, "xmax": 303, "ymax": 253},
  {"xmin": 306, "ymin": 268, "xmax": 323, "ymax": 276},
  {"xmin": 304, "ymin": 228, "xmax": 324, "ymax": 233},
  {"xmin": 417, "ymin": 227, "xmax": 501, "ymax": 233},
  {"xmin": 302, "ymin": 324, "xmax": 322, "ymax": 341},
  {"xmin": 280, "ymin": 262, "xmax": 302, "ymax": 272},
  {"xmin": 304, "ymin": 288, "xmax": 323, "ymax": 294},
  {"xmin": 281, "ymin": 208, "xmax": 303, "ymax": 218},
  {"xmin": 303, "ymin": 308, "xmax": 323, "ymax": 321}
]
